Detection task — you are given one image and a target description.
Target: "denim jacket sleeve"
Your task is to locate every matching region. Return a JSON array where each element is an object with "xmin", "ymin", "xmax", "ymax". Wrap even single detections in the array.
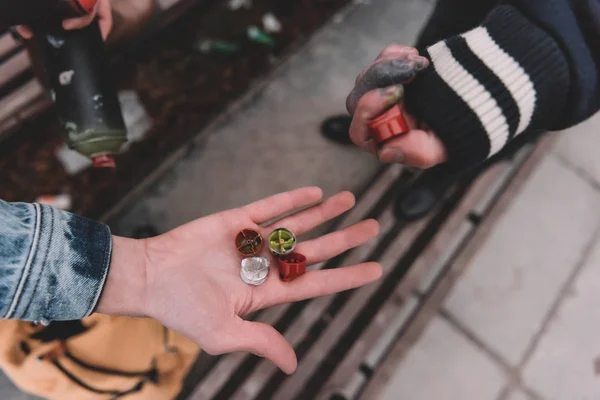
[{"xmin": 0, "ymin": 200, "xmax": 112, "ymax": 323}]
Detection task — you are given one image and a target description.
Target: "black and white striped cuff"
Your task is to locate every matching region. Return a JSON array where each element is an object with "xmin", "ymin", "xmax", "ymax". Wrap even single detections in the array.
[{"xmin": 405, "ymin": 5, "xmax": 570, "ymax": 172}]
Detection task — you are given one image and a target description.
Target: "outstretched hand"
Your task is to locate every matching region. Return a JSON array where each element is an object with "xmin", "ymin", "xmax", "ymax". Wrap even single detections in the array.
[
  {"xmin": 100, "ymin": 188, "xmax": 382, "ymax": 374},
  {"xmin": 347, "ymin": 45, "xmax": 448, "ymax": 168}
]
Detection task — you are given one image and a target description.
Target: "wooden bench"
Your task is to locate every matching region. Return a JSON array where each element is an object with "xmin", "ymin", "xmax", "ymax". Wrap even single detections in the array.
[{"xmin": 0, "ymin": 31, "xmax": 47, "ymax": 141}]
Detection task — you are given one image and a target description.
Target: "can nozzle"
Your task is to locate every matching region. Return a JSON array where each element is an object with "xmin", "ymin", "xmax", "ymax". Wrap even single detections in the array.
[
  {"xmin": 368, "ymin": 104, "xmax": 409, "ymax": 144},
  {"xmin": 92, "ymin": 155, "xmax": 116, "ymax": 168},
  {"xmin": 37, "ymin": 21, "xmax": 127, "ymax": 170}
]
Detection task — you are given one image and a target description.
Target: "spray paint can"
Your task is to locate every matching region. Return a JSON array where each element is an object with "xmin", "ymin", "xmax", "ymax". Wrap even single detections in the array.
[
  {"xmin": 36, "ymin": 21, "xmax": 127, "ymax": 168},
  {"xmin": 0, "ymin": 0, "xmax": 128, "ymax": 168}
]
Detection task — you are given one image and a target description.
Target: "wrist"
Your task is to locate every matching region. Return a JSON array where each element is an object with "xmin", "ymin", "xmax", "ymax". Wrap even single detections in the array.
[{"xmin": 96, "ymin": 236, "xmax": 148, "ymax": 317}]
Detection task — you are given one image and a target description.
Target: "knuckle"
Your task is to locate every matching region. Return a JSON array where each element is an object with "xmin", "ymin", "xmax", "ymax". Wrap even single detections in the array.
[{"xmin": 381, "ymin": 45, "xmax": 399, "ymax": 55}]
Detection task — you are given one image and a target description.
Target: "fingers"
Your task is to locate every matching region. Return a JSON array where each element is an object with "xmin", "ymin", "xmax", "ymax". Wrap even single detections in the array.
[
  {"xmin": 347, "ymin": 56, "xmax": 429, "ymax": 115},
  {"xmin": 377, "ymin": 44, "xmax": 419, "ymax": 60},
  {"xmin": 15, "ymin": 26, "xmax": 33, "ymax": 40},
  {"xmin": 346, "ymin": 46, "xmax": 429, "ymax": 154},
  {"xmin": 355, "ymin": 45, "xmax": 419, "ymax": 85},
  {"xmin": 266, "ymin": 262, "xmax": 382, "ymax": 306},
  {"xmin": 96, "ymin": 0, "xmax": 113, "ymax": 39},
  {"xmin": 62, "ymin": 0, "xmax": 111, "ymax": 40},
  {"xmin": 268, "ymin": 191, "xmax": 356, "ymax": 236},
  {"xmin": 296, "ymin": 219, "xmax": 380, "ymax": 265},
  {"xmin": 226, "ymin": 319, "xmax": 297, "ymax": 374},
  {"xmin": 377, "ymin": 129, "xmax": 448, "ymax": 167},
  {"xmin": 63, "ymin": 12, "xmax": 96, "ymax": 32},
  {"xmin": 244, "ymin": 187, "xmax": 324, "ymax": 225},
  {"xmin": 349, "ymin": 86, "xmax": 405, "ymax": 151}
]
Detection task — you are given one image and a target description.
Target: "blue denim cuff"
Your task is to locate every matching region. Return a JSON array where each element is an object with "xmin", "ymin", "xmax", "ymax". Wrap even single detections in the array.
[{"xmin": 4, "ymin": 204, "xmax": 112, "ymax": 322}]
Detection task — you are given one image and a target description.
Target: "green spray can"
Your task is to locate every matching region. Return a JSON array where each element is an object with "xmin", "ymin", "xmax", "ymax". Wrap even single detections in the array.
[{"xmin": 36, "ymin": 20, "xmax": 127, "ymax": 168}]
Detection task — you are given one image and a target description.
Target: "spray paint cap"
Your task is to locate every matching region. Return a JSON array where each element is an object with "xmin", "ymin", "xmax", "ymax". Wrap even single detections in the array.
[
  {"xmin": 235, "ymin": 229, "xmax": 264, "ymax": 257},
  {"xmin": 268, "ymin": 228, "xmax": 296, "ymax": 255},
  {"xmin": 368, "ymin": 104, "xmax": 409, "ymax": 144},
  {"xmin": 277, "ymin": 252, "xmax": 306, "ymax": 282},
  {"xmin": 72, "ymin": 0, "xmax": 98, "ymax": 14},
  {"xmin": 92, "ymin": 155, "xmax": 116, "ymax": 168}
]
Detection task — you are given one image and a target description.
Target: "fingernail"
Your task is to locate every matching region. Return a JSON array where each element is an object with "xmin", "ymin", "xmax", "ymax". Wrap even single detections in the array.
[
  {"xmin": 379, "ymin": 85, "xmax": 404, "ymax": 106},
  {"xmin": 380, "ymin": 148, "xmax": 404, "ymax": 164},
  {"xmin": 408, "ymin": 55, "xmax": 427, "ymax": 71}
]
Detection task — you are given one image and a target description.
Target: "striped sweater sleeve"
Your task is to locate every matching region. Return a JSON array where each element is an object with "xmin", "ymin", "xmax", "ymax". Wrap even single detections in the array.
[{"xmin": 405, "ymin": 4, "xmax": 573, "ymax": 171}]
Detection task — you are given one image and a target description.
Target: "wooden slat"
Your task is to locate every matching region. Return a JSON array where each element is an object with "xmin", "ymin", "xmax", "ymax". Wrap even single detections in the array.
[
  {"xmin": 0, "ymin": 96, "xmax": 50, "ymax": 139},
  {"xmin": 0, "ymin": 49, "xmax": 30, "ymax": 88},
  {"xmin": 0, "ymin": 33, "xmax": 20, "ymax": 59},
  {"xmin": 336, "ymin": 165, "xmax": 403, "ymax": 230},
  {"xmin": 358, "ymin": 137, "xmax": 555, "ymax": 400},
  {"xmin": 0, "ymin": 78, "xmax": 44, "ymax": 124}
]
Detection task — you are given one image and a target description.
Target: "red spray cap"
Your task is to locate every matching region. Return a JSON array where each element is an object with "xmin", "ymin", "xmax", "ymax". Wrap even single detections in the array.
[
  {"xmin": 235, "ymin": 229, "xmax": 264, "ymax": 257},
  {"xmin": 92, "ymin": 155, "xmax": 116, "ymax": 169},
  {"xmin": 278, "ymin": 252, "xmax": 307, "ymax": 282},
  {"xmin": 368, "ymin": 104, "xmax": 409, "ymax": 144},
  {"xmin": 73, "ymin": 0, "xmax": 98, "ymax": 14}
]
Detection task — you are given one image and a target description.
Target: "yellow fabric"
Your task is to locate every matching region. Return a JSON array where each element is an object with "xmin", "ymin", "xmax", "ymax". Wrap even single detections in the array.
[{"xmin": 0, "ymin": 315, "xmax": 200, "ymax": 399}]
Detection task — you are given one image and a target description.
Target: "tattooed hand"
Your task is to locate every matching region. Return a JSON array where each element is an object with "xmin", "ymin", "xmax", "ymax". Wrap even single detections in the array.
[{"xmin": 346, "ymin": 45, "xmax": 448, "ymax": 168}]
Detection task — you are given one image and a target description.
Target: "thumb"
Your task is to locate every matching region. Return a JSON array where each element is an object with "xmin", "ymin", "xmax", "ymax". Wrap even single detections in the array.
[
  {"xmin": 377, "ymin": 129, "xmax": 448, "ymax": 168},
  {"xmin": 228, "ymin": 319, "xmax": 297, "ymax": 374}
]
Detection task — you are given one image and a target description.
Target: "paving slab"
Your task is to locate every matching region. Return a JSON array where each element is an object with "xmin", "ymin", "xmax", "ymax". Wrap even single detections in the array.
[
  {"xmin": 554, "ymin": 111, "xmax": 600, "ymax": 186},
  {"xmin": 444, "ymin": 155, "xmax": 600, "ymax": 366},
  {"xmin": 522, "ymin": 233, "xmax": 600, "ymax": 400},
  {"xmin": 380, "ymin": 317, "xmax": 505, "ymax": 400}
]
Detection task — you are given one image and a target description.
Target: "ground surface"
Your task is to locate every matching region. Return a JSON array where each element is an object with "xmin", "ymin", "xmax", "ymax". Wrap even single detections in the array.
[{"xmin": 3, "ymin": 0, "xmax": 600, "ymax": 399}]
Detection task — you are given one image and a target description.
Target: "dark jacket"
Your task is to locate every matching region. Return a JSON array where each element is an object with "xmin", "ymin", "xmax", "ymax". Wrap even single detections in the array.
[{"xmin": 406, "ymin": 0, "xmax": 600, "ymax": 171}]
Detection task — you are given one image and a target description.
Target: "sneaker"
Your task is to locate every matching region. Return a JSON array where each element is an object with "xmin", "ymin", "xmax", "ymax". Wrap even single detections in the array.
[
  {"xmin": 320, "ymin": 115, "xmax": 353, "ymax": 145},
  {"xmin": 394, "ymin": 169, "xmax": 456, "ymax": 221}
]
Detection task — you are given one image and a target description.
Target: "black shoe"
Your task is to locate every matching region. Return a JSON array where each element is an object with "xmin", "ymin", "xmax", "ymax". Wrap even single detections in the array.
[
  {"xmin": 394, "ymin": 170, "xmax": 457, "ymax": 221},
  {"xmin": 320, "ymin": 115, "xmax": 353, "ymax": 145}
]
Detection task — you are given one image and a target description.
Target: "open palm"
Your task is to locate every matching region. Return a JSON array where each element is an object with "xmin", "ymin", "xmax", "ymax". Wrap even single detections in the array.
[{"xmin": 141, "ymin": 187, "xmax": 381, "ymax": 374}]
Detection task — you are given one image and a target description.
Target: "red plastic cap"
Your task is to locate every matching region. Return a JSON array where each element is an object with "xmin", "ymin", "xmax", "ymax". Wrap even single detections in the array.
[
  {"xmin": 92, "ymin": 155, "xmax": 116, "ymax": 168},
  {"xmin": 368, "ymin": 104, "xmax": 409, "ymax": 144},
  {"xmin": 278, "ymin": 252, "xmax": 307, "ymax": 282},
  {"xmin": 235, "ymin": 229, "xmax": 264, "ymax": 257},
  {"xmin": 75, "ymin": 0, "xmax": 98, "ymax": 13}
]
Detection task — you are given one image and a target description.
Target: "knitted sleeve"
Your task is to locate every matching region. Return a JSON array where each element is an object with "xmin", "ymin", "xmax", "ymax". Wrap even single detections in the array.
[{"xmin": 405, "ymin": 0, "xmax": 600, "ymax": 171}]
